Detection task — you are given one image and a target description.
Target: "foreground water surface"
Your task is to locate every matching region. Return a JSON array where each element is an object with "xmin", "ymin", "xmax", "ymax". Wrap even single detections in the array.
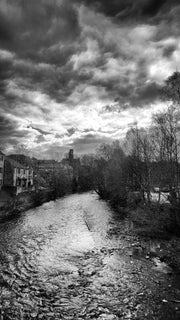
[{"xmin": 0, "ymin": 192, "xmax": 179, "ymax": 319}]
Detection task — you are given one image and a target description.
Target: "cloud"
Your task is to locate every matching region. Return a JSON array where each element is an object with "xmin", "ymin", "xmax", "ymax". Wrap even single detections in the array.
[
  {"xmin": 27, "ymin": 124, "xmax": 51, "ymax": 136},
  {"xmin": 0, "ymin": 0, "xmax": 81, "ymax": 55},
  {"xmin": 111, "ymin": 81, "xmax": 163, "ymax": 108},
  {"xmin": 0, "ymin": 49, "xmax": 14, "ymax": 94},
  {"xmin": 0, "ymin": 0, "xmax": 179, "ymax": 157},
  {"xmin": 0, "ymin": 115, "xmax": 17, "ymax": 138},
  {"xmin": 68, "ymin": 133, "xmax": 113, "ymax": 154},
  {"xmin": 78, "ymin": 0, "xmax": 180, "ymax": 21},
  {"xmin": 0, "ymin": 114, "xmax": 33, "ymax": 151},
  {"xmin": 67, "ymin": 127, "xmax": 76, "ymax": 136},
  {"xmin": 35, "ymin": 134, "xmax": 46, "ymax": 144},
  {"xmin": 163, "ymin": 44, "xmax": 177, "ymax": 57},
  {"xmin": 0, "ymin": 11, "xmax": 14, "ymax": 44}
]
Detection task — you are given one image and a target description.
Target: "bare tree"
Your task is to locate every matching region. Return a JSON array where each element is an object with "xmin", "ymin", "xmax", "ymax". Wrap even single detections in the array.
[
  {"xmin": 125, "ymin": 126, "xmax": 153, "ymax": 202},
  {"xmin": 150, "ymin": 71, "xmax": 180, "ymax": 225},
  {"xmin": 92, "ymin": 142, "xmax": 128, "ymax": 206},
  {"xmin": 152, "ymin": 106, "xmax": 180, "ymax": 191}
]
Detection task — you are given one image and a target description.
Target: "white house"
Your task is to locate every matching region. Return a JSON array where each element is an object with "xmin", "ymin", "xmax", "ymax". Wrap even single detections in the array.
[{"xmin": 3, "ymin": 157, "xmax": 34, "ymax": 195}]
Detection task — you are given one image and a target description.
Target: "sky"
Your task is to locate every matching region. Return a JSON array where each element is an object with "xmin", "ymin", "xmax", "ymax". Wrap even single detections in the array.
[{"xmin": 0, "ymin": 0, "xmax": 180, "ymax": 159}]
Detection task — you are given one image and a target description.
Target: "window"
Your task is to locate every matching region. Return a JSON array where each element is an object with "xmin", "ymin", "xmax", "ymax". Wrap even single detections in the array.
[
  {"xmin": 0, "ymin": 180, "xmax": 2, "ymax": 185},
  {"xmin": 22, "ymin": 181, "xmax": 26, "ymax": 187},
  {"xmin": 0, "ymin": 155, "xmax": 3, "ymax": 161},
  {"xmin": 16, "ymin": 178, "xmax": 21, "ymax": 186},
  {"xmin": 0, "ymin": 168, "xmax": 3, "ymax": 173}
]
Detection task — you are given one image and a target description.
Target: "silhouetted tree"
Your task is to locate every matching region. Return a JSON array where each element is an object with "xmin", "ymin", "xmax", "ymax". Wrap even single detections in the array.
[{"xmin": 93, "ymin": 142, "xmax": 128, "ymax": 206}]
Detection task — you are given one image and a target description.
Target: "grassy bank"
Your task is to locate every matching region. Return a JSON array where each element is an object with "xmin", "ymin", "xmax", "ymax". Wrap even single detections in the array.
[{"xmin": 128, "ymin": 202, "xmax": 180, "ymax": 239}]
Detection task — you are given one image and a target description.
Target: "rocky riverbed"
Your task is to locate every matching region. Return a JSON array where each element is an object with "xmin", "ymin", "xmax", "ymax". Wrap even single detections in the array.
[{"xmin": 0, "ymin": 192, "xmax": 180, "ymax": 319}]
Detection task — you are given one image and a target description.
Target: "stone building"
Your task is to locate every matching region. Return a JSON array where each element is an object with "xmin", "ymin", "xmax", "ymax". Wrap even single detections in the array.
[
  {"xmin": 3, "ymin": 157, "xmax": 34, "ymax": 195},
  {"xmin": 61, "ymin": 149, "xmax": 80, "ymax": 170},
  {"xmin": 35, "ymin": 159, "xmax": 73, "ymax": 187},
  {"xmin": 61, "ymin": 149, "xmax": 81, "ymax": 192}
]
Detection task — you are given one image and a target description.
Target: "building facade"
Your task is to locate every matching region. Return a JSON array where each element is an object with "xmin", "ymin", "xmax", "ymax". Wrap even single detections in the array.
[
  {"xmin": 3, "ymin": 157, "xmax": 34, "ymax": 195},
  {"xmin": 61, "ymin": 149, "xmax": 80, "ymax": 170}
]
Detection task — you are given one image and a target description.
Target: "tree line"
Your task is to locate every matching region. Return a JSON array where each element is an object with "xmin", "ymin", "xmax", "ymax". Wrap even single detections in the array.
[{"xmin": 78, "ymin": 72, "xmax": 180, "ymax": 230}]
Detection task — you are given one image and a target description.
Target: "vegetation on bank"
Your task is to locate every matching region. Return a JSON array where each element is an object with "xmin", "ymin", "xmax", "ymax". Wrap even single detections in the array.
[
  {"xmin": 0, "ymin": 169, "xmax": 73, "ymax": 220},
  {"xmin": 77, "ymin": 72, "xmax": 180, "ymax": 238},
  {"xmin": 0, "ymin": 190, "xmax": 53, "ymax": 221}
]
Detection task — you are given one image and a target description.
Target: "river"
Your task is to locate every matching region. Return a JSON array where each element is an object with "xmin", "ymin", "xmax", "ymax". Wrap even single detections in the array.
[{"xmin": 0, "ymin": 192, "xmax": 179, "ymax": 319}]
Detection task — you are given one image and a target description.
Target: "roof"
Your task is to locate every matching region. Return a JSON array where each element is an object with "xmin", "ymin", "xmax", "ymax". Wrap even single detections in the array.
[
  {"xmin": 8, "ymin": 154, "xmax": 34, "ymax": 166},
  {"xmin": 0, "ymin": 150, "xmax": 5, "ymax": 156},
  {"xmin": 38, "ymin": 159, "xmax": 56, "ymax": 164},
  {"xmin": 5, "ymin": 156, "xmax": 26, "ymax": 169}
]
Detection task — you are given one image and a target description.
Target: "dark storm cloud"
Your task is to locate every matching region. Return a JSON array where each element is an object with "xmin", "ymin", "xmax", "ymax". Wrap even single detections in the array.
[
  {"xmin": 78, "ymin": 0, "xmax": 179, "ymax": 21},
  {"xmin": 0, "ymin": 115, "xmax": 16, "ymax": 137},
  {"xmin": 67, "ymin": 128, "xmax": 76, "ymax": 136},
  {"xmin": 69, "ymin": 133, "xmax": 113, "ymax": 154},
  {"xmin": 6, "ymin": 56, "xmax": 93, "ymax": 104},
  {"xmin": 0, "ymin": 57, "xmax": 12, "ymax": 94},
  {"xmin": 27, "ymin": 124, "xmax": 51, "ymax": 136},
  {"xmin": 134, "ymin": 82, "xmax": 162, "ymax": 104},
  {"xmin": 0, "ymin": 0, "xmax": 81, "ymax": 59},
  {"xmin": 162, "ymin": 44, "xmax": 177, "ymax": 58},
  {"xmin": 117, "ymin": 81, "xmax": 163, "ymax": 108},
  {"xmin": 0, "ymin": 0, "xmax": 176, "ymax": 108},
  {"xmin": 0, "ymin": 114, "xmax": 30, "ymax": 149},
  {"xmin": 0, "ymin": 0, "xmax": 90, "ymax": 104},
  {"xmin": 0, "ymin": 0, "xmax": 180, "ymax": 156},
  {"xmin": 103, "ymin": 82, "xmax": 162, "ymax": 111},
  {"xmin": 0, "ymin": 12, "xmax": 13, "ymax": 44},
  {"xmin": 0, "ymin": 0, "xmax": 83, "ymax": 105}
]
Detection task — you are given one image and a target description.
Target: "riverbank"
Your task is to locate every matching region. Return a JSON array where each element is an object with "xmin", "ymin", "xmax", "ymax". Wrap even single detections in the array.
[
  {"xmin": 106, "ymin": 196, "xmax": 180, "ymax": 305},
  {"xmin": 0, "ymin": 189, "xmax": 58, "ymax": 221},
  {"xmin": 105, "ymin": 189, "xmax": 180, "ymax": 239},
  {"xmin": 106, "ymin": 207, "xmax": 180, "ymax": 319}
]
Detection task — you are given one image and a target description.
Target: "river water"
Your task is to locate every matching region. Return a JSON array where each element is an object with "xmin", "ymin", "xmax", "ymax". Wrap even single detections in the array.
[
  {"xmin": 0, "ymin": 193, "xmax": 114, "ymax": 319},
  {"xmin": 0, "ymin": 192, "xmax": 179, "ymax": 319}
]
